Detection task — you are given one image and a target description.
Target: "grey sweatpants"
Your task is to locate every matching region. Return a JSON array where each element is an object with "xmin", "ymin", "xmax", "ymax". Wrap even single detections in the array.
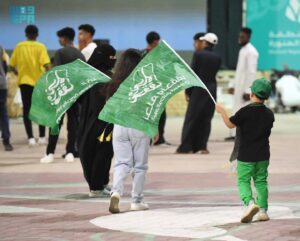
[{"xmin": 112, "ymin": 125, "xmax": 151, "ymax": 203}]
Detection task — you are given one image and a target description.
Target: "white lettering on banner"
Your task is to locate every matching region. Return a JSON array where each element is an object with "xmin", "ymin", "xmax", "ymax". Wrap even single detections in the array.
[
  {"xmin": 143, "ymin": 75, "xmax": 187, "ymax": 121},
  {"xmin": 269, "ymin": 31, "xmax": 300, "ymax": 38},
  {"xmin": 145, "ymin": 96, "xmax": 158, "ymax": 120},
  {"xmin": 269, "ymin": 40, "xmax": 300, "ymax": 48},
  {"xmin": 46, "ymin": 70, "xmax": 74, "ymax": 106},
  {"xmin": 127, "ymin": 60, "xmax": 191, "ymax": 121},
  {"xmin": 151, "ymin": 82, "xmax": 185, "ymax": 121},
  {"xmin": 269, "ymin": 49, "xmax": 300, "ymax": 55},
  {"xmin": 55, "ymin": 78, "xmax": 100, "ymax": 123},
  {"xmin": 129, "ymin": 63, "xmax": 162, "ymax": 103},
  {"xmin": 80, "ymin": 77, "xmax": 100, "ymax": 86},
  {"xmin": 268, "ymin": 30, "xmax": 300, "ymax": 55}
]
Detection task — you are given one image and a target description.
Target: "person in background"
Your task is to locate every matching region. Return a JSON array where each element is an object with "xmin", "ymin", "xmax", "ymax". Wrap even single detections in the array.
[
  {"xmin": 193, "ymin": 32, "xmax": 206, "ymax": 53},
  {"xmin": 108, "ymin": 49, "xmax": 158, "ymax": 214},
  {"xmin": 226, "ymin": 27, "xmax": 259, "ymax": 141},
  {"xmin": 142, "ymin": 31, "xmax": 169, "ymax": 146},
  {"xmin": 177, "ymin": 33, "xmax": 221, "ymax": 154},
  {"xmin": 142, "ymin": 31, "xmax": 160, "ymax": 55},
  {"xmin": 0, "ymin": 46, "xmax": 13, "ymax": 151},
  {"xmin": 275, "ymin": 74, "xmax": 300, "ymax": 111},
  {"xmin": 78, "ymin": 44, "xmax": 117, "ymax": 198},
  {"xmin": 40, "ymin": 27, "xmax": 85, "ymax": 164},
  {"xmin": 185, "ymin": 32, "xmax": 206, "ymax": 102},
  {"xmin": 9, "ymin": 25, "xmax": 50, "ymax": 147},
  {"xmin": 78, "ymin": 24, "xmax": 97, "ymax": 61},
  {"xmin": 216, "ymin": 78, "xmax": 274, "ymax": 223}
]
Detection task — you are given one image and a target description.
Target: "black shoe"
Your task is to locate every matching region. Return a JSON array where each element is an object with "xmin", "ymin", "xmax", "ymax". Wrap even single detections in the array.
[
  {"xmin": 74, "ymin": 151, "xmax": 79, "ymax": 158},
  {"xmin": 153, "ymin": 140, "xmax": 164, "ymax": 145},
  {"xmin": 4, "ymin": 143, "xmax": 13, "ymax": 151},
  {"xmin": 154, "ymin": 140, "xmax": 172, "ymax": 146},
  {"xmin": 224, "ymin": 136, "xmax": 235, "ymax": 142},
  {"xmin": 175, "ymin": 150, "xmax": 193, "ymax": 154}
]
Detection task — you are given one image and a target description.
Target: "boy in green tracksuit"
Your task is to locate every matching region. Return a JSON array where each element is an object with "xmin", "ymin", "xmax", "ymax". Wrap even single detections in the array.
[{"xmin": 216, "ymin": 78, "xmax": 274, "ymax": 223}]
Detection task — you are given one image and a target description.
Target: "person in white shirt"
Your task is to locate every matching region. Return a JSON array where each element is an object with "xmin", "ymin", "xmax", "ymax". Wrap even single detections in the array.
[
  {"xmin": 276, "ymin": 74, "xmax": 300, "ymax": 108},
  {"xmin": 226, "ymin": 27, "xmax": 259, "ymax": 141},
  {"xmin": 78, "ymin": 24, "xmax": 97, "ymax": 61}
]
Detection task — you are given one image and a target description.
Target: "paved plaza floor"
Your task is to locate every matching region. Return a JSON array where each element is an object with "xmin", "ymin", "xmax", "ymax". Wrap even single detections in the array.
[{"xmin": 0, "ymin": 114, "xmax": 299, "ymax": 241}]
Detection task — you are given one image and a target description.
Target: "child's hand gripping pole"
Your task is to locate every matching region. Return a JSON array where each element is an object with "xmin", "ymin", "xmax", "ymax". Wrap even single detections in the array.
[{"xmin": 215, "ymin": 103, "xmax": 236, "ymax": 129}]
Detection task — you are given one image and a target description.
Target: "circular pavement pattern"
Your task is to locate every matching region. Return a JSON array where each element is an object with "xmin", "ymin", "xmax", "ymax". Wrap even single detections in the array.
[{"xmin": 90, "ymin": 206, "xmax": 298, "ymax": 240}]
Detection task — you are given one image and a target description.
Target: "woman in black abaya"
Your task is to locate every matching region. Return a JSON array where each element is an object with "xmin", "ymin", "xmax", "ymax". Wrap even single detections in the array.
[{"xmin": 78, "ymin": 44, "xmax": 116, "ymax": 197}]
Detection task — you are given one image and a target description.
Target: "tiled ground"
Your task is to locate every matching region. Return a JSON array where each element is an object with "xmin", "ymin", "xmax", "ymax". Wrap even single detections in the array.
[{"xmin": 0, "ymin": 114, "xmax": 299, "ymax": 241}]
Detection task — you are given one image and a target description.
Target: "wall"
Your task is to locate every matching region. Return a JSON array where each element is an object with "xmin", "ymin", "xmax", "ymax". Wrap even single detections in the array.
[
  {"xmin": 207, "ymin": 0, "xmax": 243, "ymax": 69},
  {"xmin": 0, "ymin": 0, "xmax": 207, "ymax": 51}
]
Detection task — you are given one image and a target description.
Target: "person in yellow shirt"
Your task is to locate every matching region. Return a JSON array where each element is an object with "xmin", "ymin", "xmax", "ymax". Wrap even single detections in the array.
[{"xmin": 9, "ymin": 25, "xmax": 50, "ymax": 146}]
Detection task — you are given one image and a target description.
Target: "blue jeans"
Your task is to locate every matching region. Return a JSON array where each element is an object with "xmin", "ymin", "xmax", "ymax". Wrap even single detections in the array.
[{"xmin": 0, "ymin": 89, "xmax": 11, "ymax": 144}]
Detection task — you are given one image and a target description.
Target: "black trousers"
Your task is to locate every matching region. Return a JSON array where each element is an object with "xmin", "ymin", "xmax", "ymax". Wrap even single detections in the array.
[
  {"xmin": 46, "ymin": 104, "xmax": 78, "ymax": 155},
  {"xmin": 20, "ymin": 84, "xmax": 45, "ymax": 139},
  {"xmin": 156, "ymin": 109, "xmax": 166, "ymax": 144},
  {"xmin": 0, "ymin": 89, "xmax": 10, "ymax": 144},
  {"xmin": 88, "ymin": 141, "xmax": 113, "ymax": 190},
  {"xmin": 177, "ymin": 89, "xmax": 215, "ymax": 153}
]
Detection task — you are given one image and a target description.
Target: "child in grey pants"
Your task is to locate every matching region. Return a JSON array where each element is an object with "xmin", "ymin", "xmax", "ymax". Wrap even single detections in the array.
[
  {"xmin": 109, "ymin": 124, "xmax": 151, "ymax": 213},
  {"xmin": 106, "ymin": 48, "xmax": 154, "ymax": 214}
]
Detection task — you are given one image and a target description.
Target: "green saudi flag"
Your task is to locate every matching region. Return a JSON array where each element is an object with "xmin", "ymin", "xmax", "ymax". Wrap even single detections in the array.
[
  {"xmin": 99, "ymin": 40, "xmax": 216, "ymax": 138},
  {"xmin": 29, "ymin": 59, "xmax": 111, "ymax": 134}
]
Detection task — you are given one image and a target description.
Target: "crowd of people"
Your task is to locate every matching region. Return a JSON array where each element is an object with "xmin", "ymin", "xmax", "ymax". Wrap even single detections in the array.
[{"xmin": 0, "ymin": 24, "xmax": 275, "ymax": 223}]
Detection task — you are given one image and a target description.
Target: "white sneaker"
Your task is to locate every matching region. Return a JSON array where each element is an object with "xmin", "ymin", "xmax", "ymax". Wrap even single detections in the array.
[
  {"xmin": 28, "ymin": 138, "xmax": 36, "ymax": 147},
  {"xmin": 40, "ymin": 154, "xmax": 54, "ymax": 164},
  {"xmin": 65, "ymin": 153, "xmax": 74, "ymax": 163},
  {"xmin": 241, "ymin": 200, "xmax": 260, "ymax": 223},
  {"xmin": 109, "ymin": 192, "xmax": 120, "ymax": 214},
  {"xmin": 256, "ymin": 209, "xmax": 270, "ymax": 222},
  {"xmin": 89, "ymin": 190, "xmax": 110, "ymax": 198},
  {"xmin": 38, "ymin": 137, "xmax": 47, "ymax": 145},
  {"xmin": 104, "ymin": 185, "xmax": 111, "ymax": 192},
  {"xmin": 102, "ymin": 188, "xmax": 111, "ymax": 196},
  {"xmin": 130, "ymin": 202, "xmax": 149, "ymax": 211}
]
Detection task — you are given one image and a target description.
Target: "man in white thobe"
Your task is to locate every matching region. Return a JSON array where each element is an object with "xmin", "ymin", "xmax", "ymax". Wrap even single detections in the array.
[{"xmin": 226, "ymin": 27, "xmax": 259, "ymax": 141}]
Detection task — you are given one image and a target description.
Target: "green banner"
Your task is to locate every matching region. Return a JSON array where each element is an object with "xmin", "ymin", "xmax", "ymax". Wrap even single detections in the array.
[
  {"xmin": 247, "ymin": 0, "xmax": 300, "ymax": 70},
  {"xmin": 29, "ymin": 59, "xmax": 111, "ymax": 134},
  {"xmin": 99, "ymin": 40, "xmax": 215, "ymax": 138}
]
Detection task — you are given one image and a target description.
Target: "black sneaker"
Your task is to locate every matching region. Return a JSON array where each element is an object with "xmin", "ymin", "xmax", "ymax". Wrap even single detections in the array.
[
  {"xmin": 4, "ymin": 143, "xmax": 13, "ymax": 151},
  {"xmin": 154, "ymin": 140, "xmax": 171, "ymax": 146},
  {"xmin": 224, "ymin": 136, "xmax": 235, "ymax": 142}
]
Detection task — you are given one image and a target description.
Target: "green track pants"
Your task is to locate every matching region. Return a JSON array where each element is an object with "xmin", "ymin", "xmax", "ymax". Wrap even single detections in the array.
[{"xmin": 237, "ymin": 160, "xmax": 269, "ymax": 209}]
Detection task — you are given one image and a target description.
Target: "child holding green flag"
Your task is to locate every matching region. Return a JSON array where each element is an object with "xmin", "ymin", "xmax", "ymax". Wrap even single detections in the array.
[
  {"xmin": 216, "ymin": 78, "xmax": 274, "ymax": 223},
  {"xmin": 107, "ymin": 49, "xmax": 159, "ymax": 214}
]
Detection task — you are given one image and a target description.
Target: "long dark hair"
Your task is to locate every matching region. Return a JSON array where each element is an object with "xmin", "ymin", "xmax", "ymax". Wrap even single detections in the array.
[{"xmin": 107, "ymin": 48, "xmax": 142, "ymax": 98}]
